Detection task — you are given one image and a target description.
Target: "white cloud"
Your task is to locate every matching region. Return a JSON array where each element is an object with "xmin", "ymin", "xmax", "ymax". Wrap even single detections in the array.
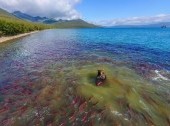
[
  {"xmin": 0, "ymin": 0, "xmax": 81, "ymax": 19},
  {"xmin": 96, "ymin": 14, "xmax": 170, "ymax": 26}
]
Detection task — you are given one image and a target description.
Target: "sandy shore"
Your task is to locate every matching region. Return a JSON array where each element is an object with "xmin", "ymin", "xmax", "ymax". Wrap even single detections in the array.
[{"xmin": 0, "ymin": 31, "xmax": 38, "ymax": 43}]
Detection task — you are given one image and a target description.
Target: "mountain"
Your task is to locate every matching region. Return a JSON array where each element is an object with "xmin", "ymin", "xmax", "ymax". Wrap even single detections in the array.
[
  {"xmin": 54, "ymin": 19, "xmax": 98, "ymax": 28},
  {"xmin": 43, "ymin": 19, "xmax": 58, "ymax": 24},
  {"xmin": 110, "ymin": 22, "xmax": 170, "ymax": 28},
  {"xmin": 11, "ymin": 11, "xmax": 98, "ymax": 28},
  {"xmin": 0, "ymin": 8, "xmax": 17, "ymax": 19},
  {"xmin": 12, "ymin": 11, "xmax": 55, "ymax": 24}
]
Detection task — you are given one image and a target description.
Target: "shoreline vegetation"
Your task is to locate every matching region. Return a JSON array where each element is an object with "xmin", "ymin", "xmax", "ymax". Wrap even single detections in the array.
[
  {"xmin": 0, "ymin": 17, "xmax": 98, "ymax": 44},
  {"xmin": 0, "ymin": 31, "xmax": 38, "ymax": 43},
  {"xmin": 0, "ymin": 17, "xmax": 52, "ymax": 36}
]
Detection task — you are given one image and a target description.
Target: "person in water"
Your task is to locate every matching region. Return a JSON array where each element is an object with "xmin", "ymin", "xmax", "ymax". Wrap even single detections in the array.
[{"xmin": 96, "ymin": 70, "xmax": 106, "ymax": 86}]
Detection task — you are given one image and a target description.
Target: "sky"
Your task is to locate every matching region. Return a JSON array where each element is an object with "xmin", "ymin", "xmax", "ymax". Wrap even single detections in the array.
[{"xmin": 0, "ymin": 0, "xmax": 170, "ymax": 26}]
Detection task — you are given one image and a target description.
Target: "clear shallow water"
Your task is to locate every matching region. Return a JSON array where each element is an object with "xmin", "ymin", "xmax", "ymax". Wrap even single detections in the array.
[{"xmin": 0, "ymin": 28, "xmax": 170, "ymax": 125}]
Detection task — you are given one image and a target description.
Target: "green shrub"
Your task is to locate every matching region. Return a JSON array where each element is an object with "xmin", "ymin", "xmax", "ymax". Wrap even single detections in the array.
[{"xmin": 0, "ymin": 17, "xmax": 52, "ymax": 36}]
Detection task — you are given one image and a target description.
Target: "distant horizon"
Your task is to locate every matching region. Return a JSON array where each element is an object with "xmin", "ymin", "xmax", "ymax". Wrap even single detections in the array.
[{"xmin": 0, "ymin": 0, "xmax": 170, "ymax": 26}]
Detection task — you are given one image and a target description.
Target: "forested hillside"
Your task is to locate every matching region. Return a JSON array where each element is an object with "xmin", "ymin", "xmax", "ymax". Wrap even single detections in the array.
[{"xmin": 0, "ymin": 8, "xmax": 51, "ymax": 36}]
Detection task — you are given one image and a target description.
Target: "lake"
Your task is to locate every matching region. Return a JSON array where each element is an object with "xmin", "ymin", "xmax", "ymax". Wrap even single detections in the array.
[{"xmin": 0, "ymin": 28, "xmax": 170, "ymax": 126}]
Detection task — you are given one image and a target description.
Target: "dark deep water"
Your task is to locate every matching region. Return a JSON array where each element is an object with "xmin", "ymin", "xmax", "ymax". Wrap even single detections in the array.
[{"xmin": 0, "ymin": 28, "xmax": 170, "ymax": 126}]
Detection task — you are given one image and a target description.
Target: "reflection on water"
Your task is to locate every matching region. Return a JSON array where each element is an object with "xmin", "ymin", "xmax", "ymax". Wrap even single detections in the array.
[{"xmin": 0, "ymin": 29, "xmax": 170, "ymax": 125}]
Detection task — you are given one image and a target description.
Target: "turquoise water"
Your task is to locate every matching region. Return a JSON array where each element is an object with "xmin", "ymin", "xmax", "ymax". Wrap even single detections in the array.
[
  {"xmin": 0, "ymin": 28, "xmax": 170, "ymax": 125},
  {"xmin": 1, "ymin": 28, "xmax": 170, "ymax": 86}
]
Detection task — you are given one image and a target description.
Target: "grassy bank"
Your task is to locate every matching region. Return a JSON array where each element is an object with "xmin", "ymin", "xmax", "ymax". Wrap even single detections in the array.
[{"xmin": 0, "ymin": 17, "xmax": 52, "ymax": 36}]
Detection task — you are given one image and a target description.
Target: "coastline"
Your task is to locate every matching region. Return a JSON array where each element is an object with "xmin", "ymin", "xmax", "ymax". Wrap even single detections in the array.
[{"xmin": 0, "ymin": 31, "xmax": 38, "ymax": 43}]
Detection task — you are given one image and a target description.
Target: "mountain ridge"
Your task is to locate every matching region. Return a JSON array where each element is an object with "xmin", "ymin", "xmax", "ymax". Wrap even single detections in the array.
[
  {"xmin": 12, "ymin": 11, "xmax": 54, "ymax": 24},
  {"xmin": 0, "ymin": 8, "xmax": 17, "ymax": 19},
  {"xmin": 11, "ymin": 11, "xmax": 98, "ymax": 28}
]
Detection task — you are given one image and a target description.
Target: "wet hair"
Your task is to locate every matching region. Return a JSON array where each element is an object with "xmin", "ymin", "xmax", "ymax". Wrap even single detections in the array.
[{"xmin": 97, "ymin": 70, "xmax": 104, "ymax": 76}]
